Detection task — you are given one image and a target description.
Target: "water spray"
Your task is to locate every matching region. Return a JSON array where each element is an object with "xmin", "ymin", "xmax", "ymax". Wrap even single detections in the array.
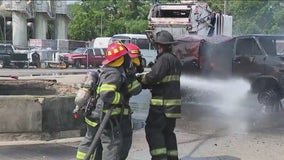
[{"xmin": 181, "ymin": 75, "xmax": 253, "ymax": 133}]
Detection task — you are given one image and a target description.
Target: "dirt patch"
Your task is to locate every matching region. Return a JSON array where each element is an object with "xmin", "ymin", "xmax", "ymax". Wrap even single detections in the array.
[{"xmin": 0, "ymin": 78, "xmax": 79, "ymax": 96}]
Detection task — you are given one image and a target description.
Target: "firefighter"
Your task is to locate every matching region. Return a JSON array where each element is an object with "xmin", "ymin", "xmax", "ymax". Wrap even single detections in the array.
[
  {"xmin": 76, "ymin": 42, "xmax": 133, "ymax": 160},
  {"xmin": 138, "ymin": 30, "xmax": 182, "ymax": 160},
  {"xmin": 117, "ymin": 43, "xmax": 144, "ymax": 160},
  {"xmin": 126, "ymin": 43, "xmax": 144, "ymax": 74}
]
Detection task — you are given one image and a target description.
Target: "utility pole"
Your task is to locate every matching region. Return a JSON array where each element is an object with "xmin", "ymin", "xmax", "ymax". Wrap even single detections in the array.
[
  {"xmin": 224, "ymin": 0, "xmax": 228, "ymax": 15},
  {"xmin": 100, "ymin": 13, "xmax": 103, "ymax": 37}
]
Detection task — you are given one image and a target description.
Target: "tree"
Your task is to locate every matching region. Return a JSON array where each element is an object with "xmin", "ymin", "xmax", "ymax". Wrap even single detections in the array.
[
  {"xmin": 207, "ymin": 0, "xmax": 284, "ymax": 35},
  {"xmin": 68, "ymin": 0, "xmax": 152, "ymax": 41},
  {"xmin": 68, "ymin": 0, "xmax": 284, "ymax": 40}
]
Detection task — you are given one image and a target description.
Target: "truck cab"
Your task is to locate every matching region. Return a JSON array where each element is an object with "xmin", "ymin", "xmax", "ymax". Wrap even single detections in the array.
[
  {"xmin": 232, "ymin": 35, "xmax": 284, "ymax": 112},
  {"xmin": 174, "ymin": 34, "xmax": 284, "ymax": 112},
  {"xmin": 0, "ymin": 43, "xmax": 28, "ymax": 68}
]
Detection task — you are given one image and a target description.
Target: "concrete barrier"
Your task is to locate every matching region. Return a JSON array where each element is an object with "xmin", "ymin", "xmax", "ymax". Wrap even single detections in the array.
[{"xmin": 0, "ymin": 95, "xmax": 84, "ymax": 141}]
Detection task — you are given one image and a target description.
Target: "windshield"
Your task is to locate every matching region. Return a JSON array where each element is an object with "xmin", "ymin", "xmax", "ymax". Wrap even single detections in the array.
[
  {"xmin": 111, "ymin": 36, "xmax": 155, "ymax": 50},
  {"xmin": 111, "ymin": 36, "xmax": 131, "ymax": 44},
  {"xmin": 276, "ymin": 40, "xmax": 284, "ymax": 55},
  {"xmin": 258, "ymin": 38, "xmax": 284, "ymax": 56},
  {"xmin": 72, "ymin": 48, "xmax": 86, "ymax": 53}
]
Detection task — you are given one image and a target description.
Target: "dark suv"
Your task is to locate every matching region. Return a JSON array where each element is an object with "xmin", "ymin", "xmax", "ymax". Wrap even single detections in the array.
[
  {"xmin": 175, "ymin": 34, "xmax": 284, "ymax": 112},
  {"xmin": 232, "ymin": 35, "xmax": 284, "ymax": 112},
  {"xmin": 0, "ymin": 43, "xmax": 28, "ymax": 68}
]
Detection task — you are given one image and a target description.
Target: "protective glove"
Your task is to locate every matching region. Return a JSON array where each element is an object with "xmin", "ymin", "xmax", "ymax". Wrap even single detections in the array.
[
  {"xmin": 148, "ymin": 62, "xmax": 155, "ymax": 68},
  {"xmin": 135, "ymin": 73, "xmax": 152, "ymax": 89},
  {"xmin": 136, "ymin": 73, "xmax": 145, "ymax": 83}
]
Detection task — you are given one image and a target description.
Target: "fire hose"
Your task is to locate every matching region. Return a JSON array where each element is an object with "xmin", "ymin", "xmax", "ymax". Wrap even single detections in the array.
[{"xmin": 84, "ymin": 106, "xmax": 114, "ymax": 160}]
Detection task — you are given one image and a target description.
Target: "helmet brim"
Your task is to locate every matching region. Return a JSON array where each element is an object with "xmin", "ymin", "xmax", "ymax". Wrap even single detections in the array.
[
  {"xmin": 129, "ymin": 53, "xmax": 140, "ymax": 58},
  {"xmin": 102, "ymin": 51, "xmax": 128, "ymax": 65},
  {"xmin": 102, "ymin": 59, "xmax": 111, "ymax": 65}
]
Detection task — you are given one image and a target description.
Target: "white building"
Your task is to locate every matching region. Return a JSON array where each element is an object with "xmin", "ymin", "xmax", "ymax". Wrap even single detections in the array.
[{"xmin": 0, "ymin": 0, "xmax": 71, "ymax": 47}]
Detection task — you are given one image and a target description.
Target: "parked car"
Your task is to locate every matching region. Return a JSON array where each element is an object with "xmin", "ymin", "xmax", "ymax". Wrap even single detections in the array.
[
  {"xmin": 0, "ymin": 43, "xmax": 28, "ymax": 68},
  {"xmin": 62, "ymin": 47, "xmax": 105, "ymax": 68}
]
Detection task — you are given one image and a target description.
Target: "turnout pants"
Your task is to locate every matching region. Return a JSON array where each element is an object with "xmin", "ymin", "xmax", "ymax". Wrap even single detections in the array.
[
  {"xmin": 93, "ymin": 116, "xmax": 121, "ymax": 160},
  {"xmin": 89, "ymin": 115, "xmax": 133, "ymax": 160},
  {"xmin": 76, "ymin": 117, "xmax": 132, "ymax": 160},
  {"xmin": 145, "ymin": 107, "xmax": 178, "ymax": 160},
  {"xmin": 119, "ymin": 115, "xmax": 133, "ymax": 160},
  {"xmin": 76, "ymin": 123, "xmax": 103, "ymax": 160}
]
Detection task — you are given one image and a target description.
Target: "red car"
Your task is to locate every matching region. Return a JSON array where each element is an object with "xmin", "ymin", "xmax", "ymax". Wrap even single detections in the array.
[{"xmin": 62, "ymin": 47, "xmax": 106, "ymax": 68}]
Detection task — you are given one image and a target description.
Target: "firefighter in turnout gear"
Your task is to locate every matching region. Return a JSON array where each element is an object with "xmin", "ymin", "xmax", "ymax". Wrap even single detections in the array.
[
  {"xmin": 117, "ymin": 43, "xmax": 144, "ymax": 159},
  {"xmin": 139, "ymin": 30, "xmax": 182, "ymax": 160},
  {"xmin": 76, "ymin": 42, "xmax": 138, "ymax": 160},
  {"xmin": 126, "ymin": 43, "xmax": 144, "ymax": 74}
]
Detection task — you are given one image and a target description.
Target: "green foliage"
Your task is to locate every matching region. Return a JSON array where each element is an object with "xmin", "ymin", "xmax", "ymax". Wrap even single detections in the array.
[
  {"xmin": 68, "ymin": 0, "xmax": 152, "ymax": 40},
  {"xmin": 68, "ymin": 0, "xmax": 284, "ymax": 40},
  {"xmin": 224, "ymin": 0, "xmax": 284, "ymax": 35}
]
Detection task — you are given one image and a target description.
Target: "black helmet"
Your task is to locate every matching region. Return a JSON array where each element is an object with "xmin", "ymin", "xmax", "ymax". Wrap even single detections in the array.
[{"xmin": 154, "ymin": 30, "xmax": 176, "ymax": 44}]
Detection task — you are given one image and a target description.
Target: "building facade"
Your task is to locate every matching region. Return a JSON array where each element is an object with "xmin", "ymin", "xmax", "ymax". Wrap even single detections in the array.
[{"xmin": 0, "ymin": 0, "xmax": 71, "ymax": 47}]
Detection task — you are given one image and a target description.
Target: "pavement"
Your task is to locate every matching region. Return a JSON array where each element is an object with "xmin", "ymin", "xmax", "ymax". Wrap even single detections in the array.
[
  {"xmin": 0, "ymin": 126, "xmax": 283, "ymax": 160},
  {"xmin": 1, "ymin": 74, "xmax": 284, "ymax": 160}
]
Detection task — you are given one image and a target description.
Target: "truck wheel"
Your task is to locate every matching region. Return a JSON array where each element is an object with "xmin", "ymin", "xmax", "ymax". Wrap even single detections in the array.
[
  {"xmin": 75, "ymin": 60, "xmax": 82, "ymax": 69},
  {"xmin": 257, "ymin": 89, "xmax": 283, "ymax": 112},
  {"xmin": 63, "ymin": 62, "xmax": 69, "ymax": 69}
]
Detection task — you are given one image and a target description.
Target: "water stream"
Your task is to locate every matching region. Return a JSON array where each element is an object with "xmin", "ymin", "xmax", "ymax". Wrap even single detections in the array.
[
  {"xmin": 181, "ymin": 75, "xmax": 252, "ymax": 114},
  {"xmin": 180, "ymin": 75, "xmax": 256, "ymax": 133}
]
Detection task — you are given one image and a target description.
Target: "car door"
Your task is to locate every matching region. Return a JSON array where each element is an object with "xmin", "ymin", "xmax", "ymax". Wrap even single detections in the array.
[
  {"xmin": 232, "ymin": 37, "xmax": 266, "ymax": 79},
  {"xmin": 93, "ymin": 48, "xmax": 105, "ymax": 66},
  {"xmin": 85, "ymin": 49, "xmax": 95, "ymax": 66}
]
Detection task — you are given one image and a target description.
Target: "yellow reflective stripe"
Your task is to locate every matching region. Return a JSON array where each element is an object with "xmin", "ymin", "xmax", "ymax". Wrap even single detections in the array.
[
  {"xmin": 103, "ymin": 108, "xmax": 121, "ymax": 115},
  {"xmin": 167, "ymin": 150, "xmax": 178, "ymax": 156},
  {"xmin": 150, "ymin": 147, "xmax": 167, "ymax": 156},
  {"xmin": 150, "ymin": 99, "xmax": 181, "ymax": 106},
  {"xmin": 128, "ymin": 80, "xmax": 140, "ymax": 92},
  {"xmin": 99, "ymin": 84, "xmax": 117, "ymax": 92},
  {"xmin": 85, "ymin": 117, "xmax": 98, "ymax": 127},
  {"xmin": 112, "ymin": 92, "xmax": 121, "ymax": 104},
  {"xmin": 76, "ymin": 151, "xmax": 94, "ymax": 160},
  {"xmin": 123, "ymin": 108, "xmax": 130, "ymax": 115},
  {"xmin": 161, "ymin": 75, "xmax": 179, "ymax": 83},
  {"xmin": 165, "ymin": 113, "xmax": 181, "ymax": 118},
  {"xmin": 150, "ymin": 99, "xmax": 162, "ymax": 106},
  {"xmin": 96, "ymin": 86, "xmax": 100, "ymax": 94},
  {"xmin": 102, "ymin": 107, "xmax": 130, "ymax": 115},
  {"xmin": 76, "ymin": 151, "xmax": 85, "ymax": 160}
]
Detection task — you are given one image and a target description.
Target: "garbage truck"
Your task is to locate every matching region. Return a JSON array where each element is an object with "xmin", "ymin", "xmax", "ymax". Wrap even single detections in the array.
[{"xmin": 145, "ymin": 0, "xmax": 233, "ymax": 41}]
